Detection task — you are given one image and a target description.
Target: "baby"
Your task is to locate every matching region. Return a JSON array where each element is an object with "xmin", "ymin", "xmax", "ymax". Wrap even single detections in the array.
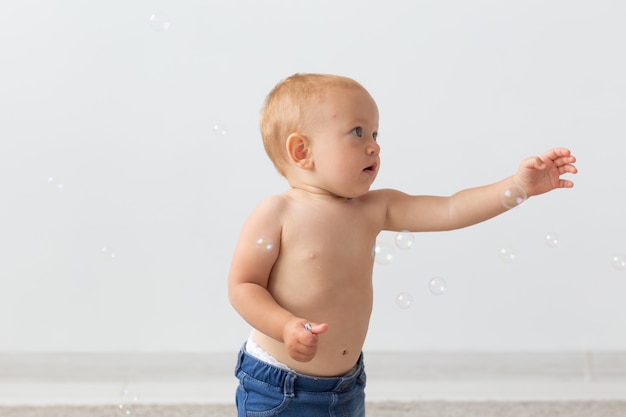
[{"xmin": 228, "ymin": 73, "xmax": 577, "ymax": 416}]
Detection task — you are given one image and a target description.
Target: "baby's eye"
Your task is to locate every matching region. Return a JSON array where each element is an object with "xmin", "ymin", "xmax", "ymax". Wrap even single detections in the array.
[
  {"xmin": 373, "ymin": 132, "xmax": 378, "ymax": 141},
  {"xmin": 351, "ymin": 127, "xmax": 363, "ymax": 137}
]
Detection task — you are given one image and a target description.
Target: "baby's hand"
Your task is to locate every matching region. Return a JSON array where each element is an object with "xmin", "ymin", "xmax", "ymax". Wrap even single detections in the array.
[
  {"xmin": 283, "ymin": 318, "xmax": 329, "ymax": 362},
  {"xmin": 515, "ymin": 148, "xmax": 577, "ymax": 196}
]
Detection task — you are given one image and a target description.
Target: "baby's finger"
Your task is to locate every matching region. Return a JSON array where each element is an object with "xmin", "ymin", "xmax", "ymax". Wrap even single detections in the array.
[
  {"xmin": 303, "ymin": 322, "xmax": 329, "ymax": 335},
  {"xmin": 309, "ymin": 323, "xmax": 329, "ymax": 335}
]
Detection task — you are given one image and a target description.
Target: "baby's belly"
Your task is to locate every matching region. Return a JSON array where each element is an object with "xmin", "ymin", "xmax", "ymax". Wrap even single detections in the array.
[
  {"xmin": 262, "ymin": 260, "xmax": 374, "ymax": 375},
  {"xmin": 252, "ymin": 316, "xmax": 369, "ymax": 377}
]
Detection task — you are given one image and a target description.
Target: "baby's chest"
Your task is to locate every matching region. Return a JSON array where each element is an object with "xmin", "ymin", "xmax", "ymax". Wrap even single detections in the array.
[{"xmin": 284, "ymin": 212, "xmax": 378, "ymax": 259}]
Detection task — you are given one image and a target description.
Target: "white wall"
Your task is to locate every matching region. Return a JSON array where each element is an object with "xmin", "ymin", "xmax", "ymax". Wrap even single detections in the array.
[{"xmin": 1, "ymin": 0, "xmax": 624, "ymax": 353}]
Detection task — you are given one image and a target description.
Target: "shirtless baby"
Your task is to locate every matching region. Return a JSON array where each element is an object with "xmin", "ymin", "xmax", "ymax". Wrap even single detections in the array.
[{"xmin": 228, "ymin": 73, "xmax": 577, "ymax": 417}]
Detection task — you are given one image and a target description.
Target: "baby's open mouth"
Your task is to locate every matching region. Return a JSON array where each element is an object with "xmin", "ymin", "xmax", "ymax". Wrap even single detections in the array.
[{"xmin": 364, "ymin": 163, "xmax": 377, "ymax": 172}]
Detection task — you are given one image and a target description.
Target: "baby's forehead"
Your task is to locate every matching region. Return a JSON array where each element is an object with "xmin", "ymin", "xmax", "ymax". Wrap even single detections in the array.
[{"xmin": 310, "ymin": 86, "xmax": 378, "ymax": 123}]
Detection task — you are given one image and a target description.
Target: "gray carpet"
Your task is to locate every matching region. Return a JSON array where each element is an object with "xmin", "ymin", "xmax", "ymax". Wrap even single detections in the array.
[{"xmin": 2, "ymin": 401, "xmax": 626, "ymax": 417}]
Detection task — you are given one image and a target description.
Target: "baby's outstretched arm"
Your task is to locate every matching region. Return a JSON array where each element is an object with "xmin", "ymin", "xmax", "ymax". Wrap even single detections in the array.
[{"xmin": 380, "ymin": 148, "xmax": 577, "ymax": 233}]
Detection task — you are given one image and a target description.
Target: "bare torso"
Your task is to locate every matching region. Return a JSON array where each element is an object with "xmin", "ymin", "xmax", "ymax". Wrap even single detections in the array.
[{"xmin": 253, "ymin": 189, "xmax": 386, "ymax": 376}]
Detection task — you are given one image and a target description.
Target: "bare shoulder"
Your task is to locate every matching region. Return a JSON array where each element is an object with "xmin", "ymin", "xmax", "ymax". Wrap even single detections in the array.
[
  {"xmin": 233, "ymin": 194, "xmax": 290, "ymax": 260},
  {"xmin": 362, "ymin": 188, "xmax": 408, "ymax": 205},
  {"xmin": 355, "ymin": 188, "xmax": 408, "ymax": 226},
  {"xmin": 248, "ymin": 193, "xmax": 292, "ymax": 220},
  {"xmin": 238, "ymin": 193, "xmax": 296, "ymax": 242}
]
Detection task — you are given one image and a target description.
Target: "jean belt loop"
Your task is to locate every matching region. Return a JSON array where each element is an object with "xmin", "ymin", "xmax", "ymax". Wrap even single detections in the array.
[{"xmin": 283, "ymin": 372, "xmax": 296, "ymax": 397}]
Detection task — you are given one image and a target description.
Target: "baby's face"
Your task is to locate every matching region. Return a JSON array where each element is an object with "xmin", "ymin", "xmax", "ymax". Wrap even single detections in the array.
[{"xmin": 304, "ymin": 86, "xmax": 380, "ymax": 199}]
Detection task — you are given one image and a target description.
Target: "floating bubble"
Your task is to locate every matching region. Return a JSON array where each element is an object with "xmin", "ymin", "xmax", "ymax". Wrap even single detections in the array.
[
  {"xmin": 612, "ymin": 254, "xmax": 626, "ymax": 271},
  {"xmin": 501, "ymin": 184, "xmax": 527, "ymax": 209},
  {"xmin": 118, "ymin": 403, "xmax": 132, "ymax": 416},
  {"xmin": 372, "ymin": 241, "xmax": 395, "ymax": 265},
  {"xmin": 118, "ymin": 386, "xmax": 140, "ymax": 416},
  {"xmin": 213, "ymin": 124, "xmax": 228, "ymax": 136},
  {"xmin": 47, "ymin": 176, "xmax": 64, "ymax": 190},
  {"xmin": 498, "ymin": 245, "xmax": 517, "ymax": 263},
  {"xmin": 255, "ymin": 237, "xmax": 274, "ymax": 252},
  {"xmin": 149, "ymin": 12, "xmax": 171, "ymax": 32},
  {"xmin": 395, "ymin": 292, "xmax": 413, "ymax": 309},
  {"xmin": 100, "ymin": 246, "xmax": 117, "ymax": 260},
  {"xmin": 118, "ymin": 400, "xmax": 133, "ymax": 416},
  {"xmin": 428, "ymin": 276, "xmax": 447, "ymax": 295},
  {"xmin": 394, "ymin": 230, "xmax": 415, "ymax": 250},
  {"xmin": 544, "ymin": 232, "xmax": 559, "ymax": 248}
]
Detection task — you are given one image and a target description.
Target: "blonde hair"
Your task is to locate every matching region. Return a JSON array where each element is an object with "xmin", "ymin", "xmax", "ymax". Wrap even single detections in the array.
[{"xmin": 260, "ymin": 73, "xmax": 366, "ymax": 176}]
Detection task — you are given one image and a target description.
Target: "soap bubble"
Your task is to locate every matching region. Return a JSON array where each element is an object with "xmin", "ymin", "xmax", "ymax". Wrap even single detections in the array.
[
  {"xmin": 100, "ymin": 246, "xmax": 117, "ymax": 261},
  {"xmin": 428, "ymin": 276, "xmax": 447, "ymax": 295},
  {"xmin": 544, "ymin": 232, "xmax": 559, "ymax": 248},
  {"xmin": 47, "ymin": 176, "xmax": 64, "ymax": 191},
  {"xmin": 501, "ymin": 184, "xmax": 527, "ymax": 209},
  {"xmin": 372, "ymin": 241, "xmax": 395, "ymax": 265},
  {"xmin": 149, "ymin": 12, "xmax": 171, "ymax": 32},
  {"xmin": 395, "ymin": 292, "xmax": 413, "ymax": 309},
  {"xmin": 498, "ymin": 245, "xmax": 517, "ymax": 263},
  {"xmin": 212, "ymin": 124, "xmax": 228, "ymax": 136},
  {"xmin": 118, "ymin": 386, "xmax": 140, "ymax": 416},
  {"xmin": 612, "ymin": 254, "xmax": 626, "ymax": 271},
  {"xmin": 394, "ymin": 230, "xmax": 415, "ymax": 250},
  {"xmin": 255, "ymin": 237, "xmax": 274, "ymax": 252}
]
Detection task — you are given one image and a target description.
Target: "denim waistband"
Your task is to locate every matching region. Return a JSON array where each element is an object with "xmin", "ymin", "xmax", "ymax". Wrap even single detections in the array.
[{"xmin": 236, "ymin": 343, "xmax": 364, "ymax": 393}]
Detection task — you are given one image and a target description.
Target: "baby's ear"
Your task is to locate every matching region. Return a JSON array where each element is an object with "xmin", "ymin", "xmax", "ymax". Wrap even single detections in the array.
[{"xmin": 286, "ymin": 133, "xmax": 313, "ymax": 169}]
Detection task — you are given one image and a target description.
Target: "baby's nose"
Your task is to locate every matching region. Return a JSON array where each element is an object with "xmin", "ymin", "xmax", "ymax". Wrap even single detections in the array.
[{"xmin": 368, "ymin": 141, "xmax": 380, "ymax": 155}]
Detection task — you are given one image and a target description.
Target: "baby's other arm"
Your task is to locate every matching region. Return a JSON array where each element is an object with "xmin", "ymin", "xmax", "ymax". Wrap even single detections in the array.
[
  {"xmin": 227, "ymin": 196, "xmax": 328, "ymax": 362},
  {"xmin": 380, "ymin": 148, "xmax": 577, "ymax": 232}
]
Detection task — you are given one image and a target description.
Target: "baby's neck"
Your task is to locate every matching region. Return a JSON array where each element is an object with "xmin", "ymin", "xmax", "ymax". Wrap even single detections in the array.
[{"xmin": 288, "ymin": 185, "xmax": 353, "ymax": 202}]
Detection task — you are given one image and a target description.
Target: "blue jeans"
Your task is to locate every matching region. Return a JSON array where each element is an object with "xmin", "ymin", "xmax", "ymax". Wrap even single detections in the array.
[{"xmin": 234, "ymin": 344, "xmax": 366, "ymax": 417}]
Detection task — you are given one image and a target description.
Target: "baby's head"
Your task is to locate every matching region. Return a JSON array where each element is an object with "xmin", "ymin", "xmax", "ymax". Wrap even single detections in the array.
[{"xmin": 260, "ymin": 73, "xmax": 369, "ymax": 177}]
